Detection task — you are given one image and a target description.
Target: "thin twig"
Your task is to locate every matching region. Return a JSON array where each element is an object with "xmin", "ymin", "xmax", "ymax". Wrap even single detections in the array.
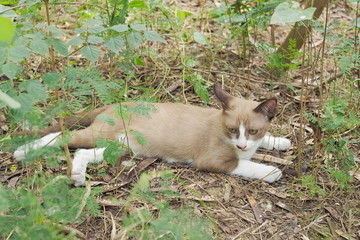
[
  {"xmin": 75, "ymin": 182, "xmax": 91, "ymax": 220},
  {"xmin": 0, "ymin": 4, "xmax": 27, "ymax": 14},
  {"xmin": 47, "ymin": 220, "xmax": 86, "ymax": 239},
  {"xmin": 230, "ymin": 227, "xmax": 251, "ymax": 240}
]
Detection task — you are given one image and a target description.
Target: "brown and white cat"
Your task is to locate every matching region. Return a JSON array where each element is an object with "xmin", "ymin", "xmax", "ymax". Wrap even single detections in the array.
[{"xmin": 14, "ymin": 85, "xmax": 291, "ymax": 186}]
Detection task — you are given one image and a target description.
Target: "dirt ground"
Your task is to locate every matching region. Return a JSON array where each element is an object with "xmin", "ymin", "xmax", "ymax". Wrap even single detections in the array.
[{"xmin": 0, "ymin": 0, "xmax": 359, "ymax": 239}]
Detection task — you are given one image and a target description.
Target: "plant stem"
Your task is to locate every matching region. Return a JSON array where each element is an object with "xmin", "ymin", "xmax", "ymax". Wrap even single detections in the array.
[{"xmin": 44, "ymin": 0, "xmax": 72, "ymax": 176}]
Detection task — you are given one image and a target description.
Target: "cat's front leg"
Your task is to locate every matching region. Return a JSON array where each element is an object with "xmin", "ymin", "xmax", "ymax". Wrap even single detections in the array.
[
  {"xmin": 230, "ymin": 159, "xmax": 282, "ymax": 183},
  {"xmin": 71, "ymin": 148, "xmax": 106, "ymax": 186},
  {"xmin": 260, "ymin": 134, "xmax": 291, "ymax": 151}
]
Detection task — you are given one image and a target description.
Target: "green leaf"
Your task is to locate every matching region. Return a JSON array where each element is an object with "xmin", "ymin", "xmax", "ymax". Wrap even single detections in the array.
[
  {"xmin": 131, "ymin": 24, "xmax": 146, "ymax": 31},
  {"xmin": 111, "ymin": 24, "xmax": 129, "ymax": 32},
  {"xmin": 186, "ymin": 73, "xmax": 209, "ymax": 103},
  {"xmin": 96, "ymin": 139, "xmax": 126, "ymax": 166},
  {"xmin": 74, "ymin": 27, "xmax": 86, "ymax": 34},
  {"xmin": 128, "ymin": 102, "xmax": 157, "ymax": 118},
  {"xmin": 34, "ymin": 22, "xmax": 47, "ymax": 29},
  {"xmin": 88, "ymin": 25, "xmax": 106, "ymax": 34},
  {"xmin": 130, "ymin": 130, "xmax": 148, "ymax": 146},
  {"xmin": 0, "ymin": 81, "xmax": 14, "ymax": 92},
  {"xmin": 80, "ymin": 45, "xmax": 100, "ymax": 62},
  {"xmin": 0, "ymin": 43, "xmax": 6, "ymax": 64},
  {"xmin": 0, "ymin": 5, "xmax": 17, "ymax": 18},
  {"xmin": 144, "ymin": 30, "xmax": 166, "ymax": 43},
  {"xmin": 96, "ymin": 114, "xmax": 116, "ymax": 126},
  {"xmin": 24, "ymin": 32, "xmax": 45, "ymax": 40},
  {"xmin": 12, "ymin": 93, "xmax": 34, "ymax": 116},
  {"xmin": 194, "ymin": 32, "xmax": 209, "ymax": 46},
  {"xmin": 0, "ymin": 90, "xmax": 21, "ymax": 109},
  {"xmin": 30, "ymin": 39, "xmax": 49, "ymax": 55},
  {"xmin": 271, "ymin": 2, "xmax": 316, "ymax": 24},
  {"xmin": 134, "ymin": 57, "xmax": 145, "ymax": 66},
  {"xmin": 175, "ymin": 9, "xmax": 192, "ymax": 21},
  {"xmin": 104, "ymin": 37, "xmax": 125, "ymax": 53},
  {"xmin": 127, "ymin": 32, "xmax": 143, "ymax": 48},
  {"xmin": 88, "ymin": 35, "xmax": 104, "ymax": 44},
  {"xmin": 184, "ymin": 57, "xmax": 197, "ymax": 68},
  {"xmin": 0, "ymin": 16, "xmax": 15, "ymax": 41},
  {"xmin": 114, "ymin": 104, "xmax": 130, "ymax": 120},
  {"xmin": 193, "ymin": 80, "xmax": 209, "ymax": 103},
  {"xmin": 42, "ymin": 72, "xmax": 61, "ymax": 90},
  {"xmin": 129, "ymin": 0, "xmax": 148, "ymax": 9},
  {"xmin": 8, "ymin": 45, "xmax": 30, "ymax": 62},
  {"xmin": 53, "ymin": 39, "xmax": 68, "ymax": 56},
  {"xmin": 2, "ymin": 62, "xmax": 22, "ymax": 80},
  {"xmin": 47, "ymin": 25, "xmax": 63, "ymax": 37},
  {"xmin": 68, "ymin": 36, "xmax": 84, "ymax": 46},
  {"xmin": 84, "ymin": 20, "xmax": 106, "ymax": 34},
  {"xmin": 27, "ymin": 80, "xmax": 47, "ymax": 101}
]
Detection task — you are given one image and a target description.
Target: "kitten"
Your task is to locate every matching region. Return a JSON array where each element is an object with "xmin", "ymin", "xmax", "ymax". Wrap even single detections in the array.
[{"xmin": 14, "ymin": 85, "xmax": 291, "ymax": 186}]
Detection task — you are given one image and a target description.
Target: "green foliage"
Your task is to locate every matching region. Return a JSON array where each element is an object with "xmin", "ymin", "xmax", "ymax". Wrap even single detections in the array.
[
  {"xmin": 0, "ymin": 2, "xmax": 169, "ymax": 237},
  {"xmin": 270, "ymin": 1, "xmax": 316, "ymax": 24},
  {"xmin": 301, "ymin": 175, "xmax": 326, "ymax": 197},
  {"xmin": 321, "ymin": 99, "xmax": 359, "ymax": 132},
  {"xmin": 127, "ymin": 102, "xmax": 157, "ymax": 118},
  {"xmin": 129, "ymin": 129, "xmax": 148, "ymax": 146},
  {"xmin": 260, "ymin": 38, "xmax": 301, "ymax": 76},
  {"xmin": 96, "ymin": 138, "xmax": 128, "ymax": 166},
  {"xmin": 96, "ymin": 114, "xmax": 116, "ymax": 126},
  {"xmin": 307, "ymin": 98, "xmax": 358, "ymax": 192},
  {"xmin": 0, "ymin": 175, "xmax": 101, "ymax": 240},
  {"xmin": 119, "ymin": 172, "xmax": 213, "ymax": 239},
  {"xmin": 185, "ymin": 73, "xmax": 210, "ymax": 103},
  {"xmin": 193, "ymin": 32, "xmax": 210, "ymax": 46},
  {"xmin": 0, "ymin": 16, "xmax": 15, "ymax": 41}
]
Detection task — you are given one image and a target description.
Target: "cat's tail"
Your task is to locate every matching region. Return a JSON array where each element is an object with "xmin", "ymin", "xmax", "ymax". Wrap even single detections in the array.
[{"xmin": 13, "ymin": 105, "xmax": 110, "ymax": 137}]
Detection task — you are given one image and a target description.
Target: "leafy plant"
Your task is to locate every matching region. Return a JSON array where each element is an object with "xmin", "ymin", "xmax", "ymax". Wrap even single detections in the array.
[
  {"xmin": 300, "ymin": 175, "xmax": 326, "ymax": 197},
  {"xmin": 118, "ymin": 172, "xmax": 213, "ymax": 239},
  {"xmin": 185, "ymin": 73, "xmax": 210, "ymax": 103},
  {"xmin": 0, "ymin": 175, "xmax": 101, "ymax": 239}
]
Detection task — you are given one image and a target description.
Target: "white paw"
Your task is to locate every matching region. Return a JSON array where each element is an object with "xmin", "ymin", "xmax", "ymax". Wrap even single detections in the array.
[
  {"xmin": 274, "ymin": 137, "xmax": 291, "ymax": 151},
  {"xmin": 261, "ymin": 166, "xmax": 282, "ymax": 183},
  {"xmin": 13, "ymin": 149, "xmax": 26, "ymax": 161},
  {"xmin": 164, "ymin": 158, "xmax": 193, "ymax": 164},
  {"xmin": 71, "ymin": 172, "xmax": 86, "ymax": 187},
  {"xmin": 70, "ymin": 148, "xmax": 105, "ymax": 187},
  {"xmin": 71, "ymin": 150, "xmax": 90, "ymax": 187}
]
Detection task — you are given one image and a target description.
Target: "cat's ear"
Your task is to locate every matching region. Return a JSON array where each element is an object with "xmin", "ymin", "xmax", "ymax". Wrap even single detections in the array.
[
  {"xmin": 214, "ymin": 84, "xmax": 234, "ymax": 110},
  {"xmin": 254, "ymin": 98, "xmax": 277, "ymax": 120}
]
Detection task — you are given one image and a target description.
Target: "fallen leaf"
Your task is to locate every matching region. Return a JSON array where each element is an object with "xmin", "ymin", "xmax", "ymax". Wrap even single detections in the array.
[
  {"xmin": 8, "ymin": 176, "xmax": 20, "ymax": 188},
  {"xmin": 246, "ymin": 195, "xmax": 263, "ymax": 223},
  {"xmin": 324, "ymin": 206, "xmax": 341, "ymax": 221}
]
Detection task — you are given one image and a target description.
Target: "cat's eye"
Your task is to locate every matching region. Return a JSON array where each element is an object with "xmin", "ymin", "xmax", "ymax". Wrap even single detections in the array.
[
  {"xmin": 248, "ymin": 129, "xmax": 258, "ymax": 135},
  {"xmin": 228, "ymin": 128, "xmax": 238, "ymax": 134}
]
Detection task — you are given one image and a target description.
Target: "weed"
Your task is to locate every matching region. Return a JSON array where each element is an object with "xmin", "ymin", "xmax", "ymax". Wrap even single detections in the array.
[
  {"xmin": 118, "ymin": 172, "xmax": 214, "ymax": 239},
  {"xmin": 0, "ymin": 175, "xmax": 101, "ymax": 239}
]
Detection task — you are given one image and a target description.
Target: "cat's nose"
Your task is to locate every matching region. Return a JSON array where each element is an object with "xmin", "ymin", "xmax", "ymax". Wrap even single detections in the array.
[{"xmin": 237, "ymin": 144, "xmax": 247, "ymax": 150}]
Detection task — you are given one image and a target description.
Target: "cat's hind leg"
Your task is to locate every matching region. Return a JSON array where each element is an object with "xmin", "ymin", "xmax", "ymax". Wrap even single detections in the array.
[
  {"xmin": 260, "ymin": 134, "xmax": 291, "ymax": 151},
  {"xmin": 13, "ymin": 132, "xmax": 62, "ymax": 161}
]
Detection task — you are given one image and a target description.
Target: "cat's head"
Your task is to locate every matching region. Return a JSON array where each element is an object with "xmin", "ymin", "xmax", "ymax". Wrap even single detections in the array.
[{"xmin": 214, "ymin": 84, "xmax": 277, "ymax": 152}]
